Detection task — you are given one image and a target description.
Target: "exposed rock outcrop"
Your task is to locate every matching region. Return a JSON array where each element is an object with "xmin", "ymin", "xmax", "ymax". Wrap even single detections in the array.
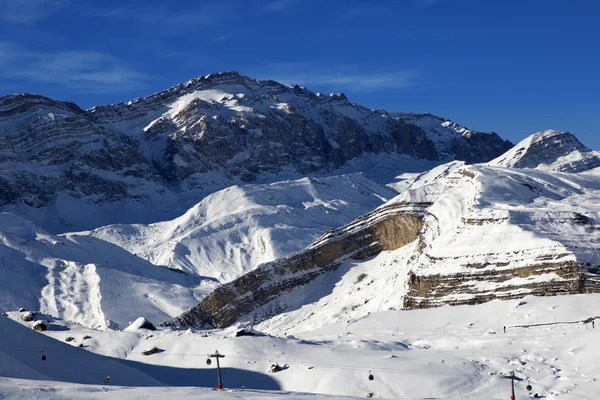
[
  {"xmin": 399, "ymin": 161, "xmax": 600, "ymax": 309},
  {"xmin": 169, "ymin": 156, "xmax": 600, "ymax": 329},
  {"xmin": 395, "ymin": 112, "xmax": 514, "ymax": 163},
  {"xmin": 404, "ymin": 258, "xmax": 600, "ymax": 309},
  {"xmin": 163, "ymin": 203, "xmax": 426, "ymax": 329}
]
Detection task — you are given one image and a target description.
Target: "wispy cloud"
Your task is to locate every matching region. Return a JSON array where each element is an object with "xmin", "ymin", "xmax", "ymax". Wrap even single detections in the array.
[
  {"xmin": 0, "ymin": 0, "xmax": 68, "ymax": 24},
  {"xmin": 85, "ymin": 1, "xmax": 240, "ymax": 32},
  {"xmin": 0, "ymin": 42, "xmax": 148, "ymax": 94},
  {"xmin": 246, "ymin": 63, "xmax": 421, "ymax": 92},
  {"xmin": 263, "ymin": 0, "xmax": 294, "ymax": 12}
]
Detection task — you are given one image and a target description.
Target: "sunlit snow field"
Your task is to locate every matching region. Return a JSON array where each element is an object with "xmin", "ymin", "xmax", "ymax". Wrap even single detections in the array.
[{"xmin": 2, "ymin": 294, "xmax": 600, "ymax": 399}]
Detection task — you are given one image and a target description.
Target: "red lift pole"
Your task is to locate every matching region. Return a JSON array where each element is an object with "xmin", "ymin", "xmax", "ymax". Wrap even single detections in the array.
[{"xmin": 210, "ymin": 350, "xmax": 225, "ymax": 390}]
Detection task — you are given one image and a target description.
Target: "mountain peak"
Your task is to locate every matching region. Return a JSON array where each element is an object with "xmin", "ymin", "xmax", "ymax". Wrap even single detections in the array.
[
  {"xmin": 530, "ymin": 129, "xmax": 587, "ymax": 147},
  {"xmin": 489, "ymin": 129, "xmax": 599, "ymax": 172},
  {"xmin": 185, "ymin": 70, "xmax": 246, "ymax": 87}
]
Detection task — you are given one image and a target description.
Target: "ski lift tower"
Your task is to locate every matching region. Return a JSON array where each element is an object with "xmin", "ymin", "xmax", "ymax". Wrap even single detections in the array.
[
  {"xmin": 208, "ymin": 350, "xmax": 225, "ymax": 390},
  {"xmin": 503, "ymin": 371, "xmax": 523, "ymax": 400}
]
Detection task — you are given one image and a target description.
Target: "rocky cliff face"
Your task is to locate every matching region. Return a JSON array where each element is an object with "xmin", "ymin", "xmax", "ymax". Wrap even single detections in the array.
[
  {"xmin": 1, "ymin": 72, "xmax": 512, "ymax": 231},
  {"xmin": 398, "ymin": 162, "xmax": 600, "ymax": 308},
  {"xmin": 395, "ymin": 112, "xmax": 514, "ymax": 163},
  {"xmin": 0, "ymin": 94, "xmax": 156, "ymax": 209},
  {"xmin": 89, "ymin": 72, "xmax": 440, "ymax": 183},
  {"xmin": 166, "ymin": 133, "xmax": 600, "ymax": 329},
  {"xmin": 404, "ymin": 253, "xmax": 600, "ymax": 309},
  {"xmin": 163, "ymin": 202, "xmax": 426, "ymax": 329}
]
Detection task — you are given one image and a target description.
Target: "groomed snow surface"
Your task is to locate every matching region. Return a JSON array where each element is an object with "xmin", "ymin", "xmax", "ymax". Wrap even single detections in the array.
[{"xmin": 2, "ymin": 294, "xmax": 600, "ymax": 399}]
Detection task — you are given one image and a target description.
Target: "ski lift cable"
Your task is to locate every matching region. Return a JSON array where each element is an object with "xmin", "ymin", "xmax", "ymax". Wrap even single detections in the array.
[
  {"xmin": 0, "ymin": 344, "xmax": 508, "ymax": 358},
  {"xmin": 220, "ymin": 353, "xmax": 467, "ymax": 376},
  {"xmin": 0, "ymin": 345, "xmax": 467, "ymax": 376},
  {"xmin": 0, "ymin": 342, "xmax": 564, "ymax": 378}
]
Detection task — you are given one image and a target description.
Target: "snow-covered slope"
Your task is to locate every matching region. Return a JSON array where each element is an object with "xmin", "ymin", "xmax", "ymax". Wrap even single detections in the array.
[
  {"xmin": 4, "ymin": 294, "xmax": 600, "ymax": 399},
  {"xmin": 84, "ymin": 173, "xmax": 397, "ymax": 282},
  {"xmin": 0, "ymin": 212, "xmax": 213, "ymax": 329},
  {"xmin": 398, "ymin": 163, "xmax": 600, "ymax": 306},
  {"xmin": 489, "ymin": 129, "xmax": 600, "ymax": 172}
]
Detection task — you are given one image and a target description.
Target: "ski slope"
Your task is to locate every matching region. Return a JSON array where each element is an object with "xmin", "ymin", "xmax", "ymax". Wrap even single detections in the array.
[
  {"xmin": 0, "ymin": 212, "xmax": 211, "ymax": 329},
  {"xmin": 0, "ymin": 173, "xmax": 396, "ymax": 330},
  {"xmin": 3, "ymin": 294, "xmax": 600, "ymax": 399}
]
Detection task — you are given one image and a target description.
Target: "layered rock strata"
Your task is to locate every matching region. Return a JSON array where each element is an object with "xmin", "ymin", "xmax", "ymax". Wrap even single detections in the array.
[{"xmin": 164, "ymin": 203, "xmax": 427, "ymax": 328}]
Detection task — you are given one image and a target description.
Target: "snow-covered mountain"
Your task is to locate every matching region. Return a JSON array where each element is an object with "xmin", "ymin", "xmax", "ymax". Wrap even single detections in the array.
[
  {"xmin": 83, "ymin": 173, "xmax": 397, "ymax": 283},
  {"xmin": 0, "ymin": 72, "xmax": 512, "ymax": 232},
  {"xmin": 169, "ymin": 132, "xmax": 600, "ymax": 330},
  {"xmin": 0, "ymin": 173, "xmax": 396, "ymax": 329},
  {"xmin": 3, "ymin": 77, "xmax": 600, "ymax": 400},
  {"xmin": 488, "ymin": 129, "xmax": 600, "ymax": 172}
]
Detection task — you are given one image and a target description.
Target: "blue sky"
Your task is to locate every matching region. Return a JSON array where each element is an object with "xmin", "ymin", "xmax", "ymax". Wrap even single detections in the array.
[{"xmin": 1, "ymin": 0, "xmax": 598, "ymax": 148}]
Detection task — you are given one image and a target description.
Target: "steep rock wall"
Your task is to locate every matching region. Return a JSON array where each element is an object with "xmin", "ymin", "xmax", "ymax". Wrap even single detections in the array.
[{"xmin": 163, "ymin": 204, "xmax": 426, "ymax": 328}]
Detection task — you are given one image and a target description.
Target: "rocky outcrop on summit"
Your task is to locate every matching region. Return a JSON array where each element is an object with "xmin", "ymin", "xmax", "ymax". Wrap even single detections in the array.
[
  {"xmin": 163, "ymin": 203, "xmax": 426, "ymax": 329},
  {"xmin": 90, "ymin": 72, "xmax": 440, "ymax": 183},
  {"xmin": 488, "ymin": 129, "xmax": 600, "ymax": 172},
  {"xmin": 1, "ymin": 72, "xmax": 512, "ymax": 231}
]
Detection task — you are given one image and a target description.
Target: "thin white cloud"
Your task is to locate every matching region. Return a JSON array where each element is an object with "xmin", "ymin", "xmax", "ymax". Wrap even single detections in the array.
[
  {"xmin": 86, "ymin": 1, "xmax": 240, "ymax": 29},
  {"xmin": 0, "ymin": 0, "xmax": 68, "ymax": 24},
  {"xmin": 263, "ymin": 0, "xmax": 294, "ymax": 12},
  {"xmin": 0, "ymin": 42, "xmax": 148, "ymax": 94},
  {"xmin": 247, "ymin": 63, "xmax": 421, "ymax": 92}
]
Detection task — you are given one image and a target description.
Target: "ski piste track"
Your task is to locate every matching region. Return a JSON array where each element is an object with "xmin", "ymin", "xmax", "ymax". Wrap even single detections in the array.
[{"xmin": 3, "ymin": 294, "xmax": 600, "ymax": 399}]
